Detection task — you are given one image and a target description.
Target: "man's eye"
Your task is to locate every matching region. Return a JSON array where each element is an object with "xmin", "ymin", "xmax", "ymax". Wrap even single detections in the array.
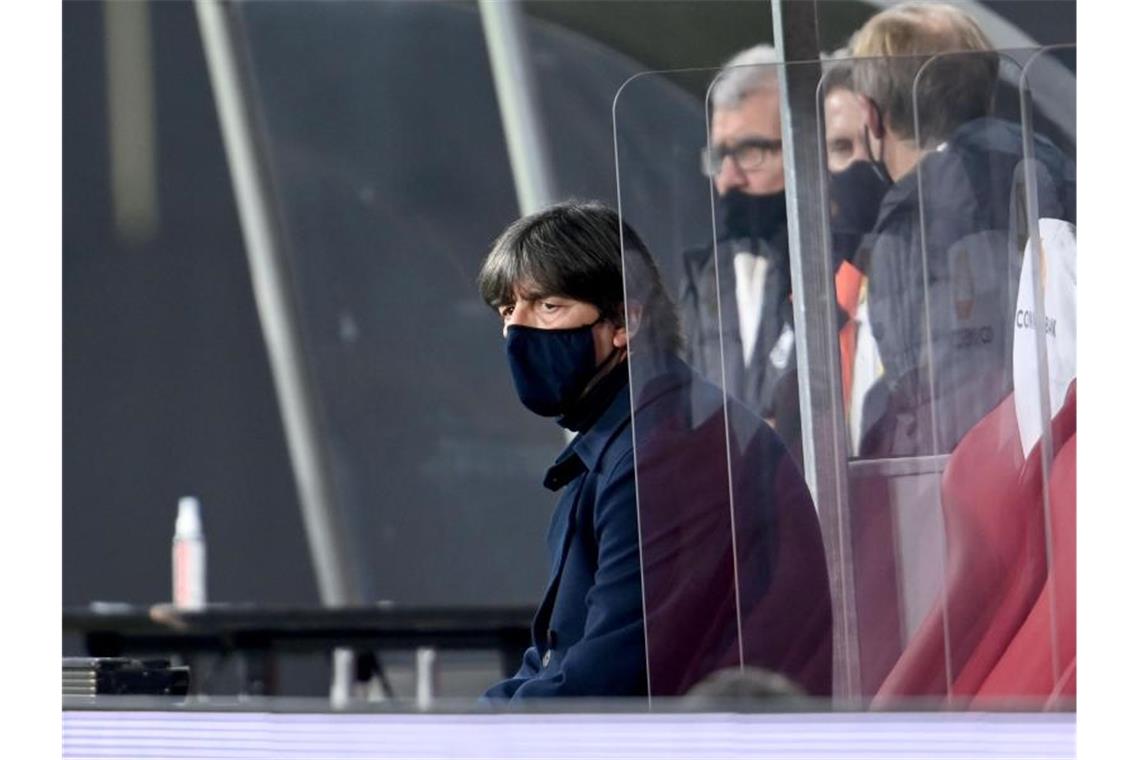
[
  {"xmin": 499, "ymin": 305, "xmax": 514, "ymax": 319},
  {"xmin": 830, "ymin": 139, "xmax": 853, "ymax": 156},
  {"xmin": 540, "ymin": 302, "xmax": 561, "ymax": 312},
  {"xmin": 736, "ymin": 146, "xmax": 765, "ymax": 163}
]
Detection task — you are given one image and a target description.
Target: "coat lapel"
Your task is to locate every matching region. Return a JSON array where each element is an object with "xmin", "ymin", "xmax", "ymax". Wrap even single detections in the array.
[{"xmin": 533, "ymin": 478, "xmax": 583, "ymax": 636}]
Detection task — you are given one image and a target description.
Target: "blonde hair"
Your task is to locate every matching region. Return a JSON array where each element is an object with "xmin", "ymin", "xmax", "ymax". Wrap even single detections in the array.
[
  {"xmin": 849, "ymin": 2, "xmax": 997, "ymax": 144},
  {"xmin": 850, "ymin": 2, "xmax": 993, "ymax": 60}
]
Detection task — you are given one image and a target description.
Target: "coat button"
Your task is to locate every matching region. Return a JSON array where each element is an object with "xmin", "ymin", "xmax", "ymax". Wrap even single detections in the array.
[{"xmin": 541, "ymin": 650, "xmax": 552, "ymax": 668}]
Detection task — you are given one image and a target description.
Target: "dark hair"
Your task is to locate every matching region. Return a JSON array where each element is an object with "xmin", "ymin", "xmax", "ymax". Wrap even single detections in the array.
[
  {"xmin": 819, "ymin": 57, "xmax": 855, "ymax": 99},
  {"xmin": 477, "ymin": 201, "xmax": 682, "ymax": 353}
]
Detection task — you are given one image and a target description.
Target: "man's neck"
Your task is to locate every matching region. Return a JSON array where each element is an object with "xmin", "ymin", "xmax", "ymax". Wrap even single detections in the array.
[{"xmin": 883, "ymin": 129, "xmax": 923, "ymax": 182}]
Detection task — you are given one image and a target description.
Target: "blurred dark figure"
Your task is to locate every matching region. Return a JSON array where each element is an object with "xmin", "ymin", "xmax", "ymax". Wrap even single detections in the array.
[
  {"xmin": 682, "ymin": 666, "xmax": 811, "ymax": 711},
  {"xmin": 848, "ymin": 2, "xmax": 1076, "ymax": 456},
  {"xmin": 819, "ymin": 56, "xmax": 893, "ymax": 456},
  {"xmin": 678, "ymin": 45, "xmax": 803, "ymax": 464}
]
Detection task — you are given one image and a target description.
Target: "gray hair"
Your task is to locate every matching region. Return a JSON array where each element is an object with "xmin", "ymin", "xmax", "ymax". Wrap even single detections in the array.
[{"xmin": 710, "ymin": 44, "xmax": 782, "ymax": 111}]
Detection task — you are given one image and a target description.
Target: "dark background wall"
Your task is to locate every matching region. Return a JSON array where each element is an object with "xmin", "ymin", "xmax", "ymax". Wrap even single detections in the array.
[{"xmin": 63, "ymin": 0, "xmax": 319, "ymax": 610}]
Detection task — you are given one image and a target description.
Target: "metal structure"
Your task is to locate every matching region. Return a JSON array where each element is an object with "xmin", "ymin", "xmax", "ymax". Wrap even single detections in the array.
[
  {"xmin": 771, "ymin": 0, "xmax": 861, "ymax": 699},
  {"xmin": 194, "ymin": 0, "xmax": 364, "ymax": 606},
  {"xmin": 478, "ymin": 0, "xmax": 558, "ymax": 215}
]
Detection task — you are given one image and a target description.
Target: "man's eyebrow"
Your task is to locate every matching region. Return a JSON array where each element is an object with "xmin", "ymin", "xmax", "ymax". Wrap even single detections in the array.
[
  {"xmin": 715, "ymin": 135, "xmax": 780, "ymax": 150},
  {"xmin": 515, "ymin": 287, "xmax": 552, "ymax": 302},
  {"xmin": 738, "ymin": 136, "xmax": 782, "ymax": 147}
]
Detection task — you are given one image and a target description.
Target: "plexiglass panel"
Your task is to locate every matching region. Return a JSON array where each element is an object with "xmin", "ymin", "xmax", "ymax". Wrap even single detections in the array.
[
  {"xmin": 617, "ymin": 49, "xmax": 1077, "ymax": 708},
  {"xmin": 702, "ymin": 61, "xmax": 834, "ymax": 699},
  {"xmin": 968, "ymin": 43, "xmax": 1077, "ymax": 707},
  {"xmin": 615, "ymin": 65, "xmax": 832, "ymax": 701},
  {"xmin": 830, "ymin": 49, "xmax": 1077, "ymax": 706}
]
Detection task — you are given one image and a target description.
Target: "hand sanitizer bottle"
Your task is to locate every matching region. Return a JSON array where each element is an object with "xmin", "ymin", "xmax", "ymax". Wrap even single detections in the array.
[{"xmin": 172, "ymin": 496, "xmax": 207, "ymax": 610}]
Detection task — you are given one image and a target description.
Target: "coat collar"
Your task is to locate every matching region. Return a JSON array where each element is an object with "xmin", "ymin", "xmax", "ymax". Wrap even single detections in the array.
[{"xmin": 543, "ymin": 375, "xmax": 631, "ymax": 491}]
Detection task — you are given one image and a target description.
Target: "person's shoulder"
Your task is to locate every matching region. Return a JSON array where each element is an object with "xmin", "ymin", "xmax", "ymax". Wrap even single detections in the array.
[
  {"xmin": 872, "ymin": 172, "xmax": 920, "ymax": 233},
  {"xmin": 680, "ymin": 242, "xmax": 715, "ymax": 286},
  {"xmin": 930, "ymin": 117, "xmax": 1025, "ymax": 183}
]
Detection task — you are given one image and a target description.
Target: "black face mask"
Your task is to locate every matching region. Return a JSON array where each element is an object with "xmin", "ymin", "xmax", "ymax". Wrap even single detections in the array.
[
  {"xmin": 505, "ymin": 321, "xmax": 606, "ymax": 418},
  {"xmin": 829, "ymin": 160, "xmax": 891, "ymax": 266},
  {"xmin": 717, "ymin": 189, "xmax": 787, "ymax": 245}
]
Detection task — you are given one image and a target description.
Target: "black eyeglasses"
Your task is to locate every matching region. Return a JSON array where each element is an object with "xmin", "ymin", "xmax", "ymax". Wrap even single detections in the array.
[{"xmin": 700, "ymin": 137, "xmax": 783, "ymax": 177}]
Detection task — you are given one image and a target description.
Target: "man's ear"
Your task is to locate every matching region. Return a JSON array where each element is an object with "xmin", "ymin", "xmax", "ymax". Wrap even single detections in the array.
[
  {"xmin": 615, "ymin": 303, "xmax": 643, "ymax": 348},
  {"xmin": 859, "ymin": 94, "xmax": 886, "ymax": 140}
]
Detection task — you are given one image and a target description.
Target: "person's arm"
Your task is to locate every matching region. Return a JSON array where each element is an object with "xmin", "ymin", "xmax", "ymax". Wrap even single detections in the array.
[
  {"xmin": 866, "ymin": 225, "xmax": 915, "ymax": 392},
  {"xmin": 506, "ymin": 449, "xmax": 646, "ymax": 699},
  {"xmin": 481, "ymin": 645, "xmax": 542, "ymax": 700}
]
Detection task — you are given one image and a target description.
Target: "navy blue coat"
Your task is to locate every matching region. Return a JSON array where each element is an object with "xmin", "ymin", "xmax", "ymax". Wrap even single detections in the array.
[
  {"xmin": 483, "ymin": 374, "xmax": 646, "ymax": 699},
  {"xmin": 483, "ymin": 355, "xmax": 832, "ymax": 700}
]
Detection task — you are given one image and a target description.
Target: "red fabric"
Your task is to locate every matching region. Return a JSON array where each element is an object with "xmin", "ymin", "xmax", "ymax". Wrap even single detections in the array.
[
  {"xmin": 974, "ymin": 424, "xmax": 1076, "ymax": 705},
  {"xmin": 875, "ymin": 383, "xmax": 1076, "ymax": 703},
  {"xmin": 1048, "ymin": 659, "xmax": 1077, "ymax": 708}
]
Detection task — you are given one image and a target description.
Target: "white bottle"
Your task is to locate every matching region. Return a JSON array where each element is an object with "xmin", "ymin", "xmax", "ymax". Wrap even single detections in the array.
[{"xmin": 172, "ymin": 496, "xmax": 207, "ymax": 610}]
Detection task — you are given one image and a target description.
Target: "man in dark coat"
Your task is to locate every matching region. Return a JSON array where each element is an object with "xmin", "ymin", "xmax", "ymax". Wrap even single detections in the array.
[{"xmin": 477, "ymin": 202, "xmax": 832, "ymax": 701}]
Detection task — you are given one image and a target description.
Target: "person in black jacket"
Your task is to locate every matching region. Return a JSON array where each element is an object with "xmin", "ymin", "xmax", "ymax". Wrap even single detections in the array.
[
  {"xmin": 848, "ymin": 2, "xmax": 1076, "ymax": 456},
  {"xmin": 478, "ymin": 202, "xmax": 832, "ymax": 700}
]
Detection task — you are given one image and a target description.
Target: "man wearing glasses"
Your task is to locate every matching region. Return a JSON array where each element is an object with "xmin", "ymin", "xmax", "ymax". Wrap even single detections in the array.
[{"xmin": 680, "ymin": 45, "xmax": 801, "ymax": 461}]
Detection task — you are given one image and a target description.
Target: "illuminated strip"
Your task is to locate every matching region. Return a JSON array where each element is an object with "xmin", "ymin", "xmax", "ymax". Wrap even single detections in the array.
[{"xmin": 64, "ymin": 710, "xmax": 1074, "ymax": 759}]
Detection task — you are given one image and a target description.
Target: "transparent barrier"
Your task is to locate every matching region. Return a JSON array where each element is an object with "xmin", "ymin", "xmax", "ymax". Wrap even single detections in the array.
[
  {"xmin": 969, "ymin": 43, "xmax": 1077, "ymax": 704},
  {"xmin": 615, "ymin": 65, "xmax": 832, "ymax": 701},
  {"xmin": 616, "ymin": 49, "xmax": 1075, "ymax": 707},
  {"xmin": 851, "ymin": 49, "xmax": 1076, "ymax": 707}
]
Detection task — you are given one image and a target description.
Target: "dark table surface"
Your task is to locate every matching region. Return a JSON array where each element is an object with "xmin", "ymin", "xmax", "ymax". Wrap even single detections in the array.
[
  {"xmin": 64, "ymin": 602, "xmax": 535, "ymax": 654},
  {"xmin": 64, "ymin": 602, "xmax": 537, "ymax": 694}
]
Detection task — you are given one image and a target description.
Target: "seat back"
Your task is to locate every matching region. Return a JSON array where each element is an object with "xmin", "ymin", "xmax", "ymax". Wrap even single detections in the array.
[
  {"xmin": 974, "ymin": 412, "xmax": 1076, "ymax": 704},
  {"xmin": 875, "ymin": 383, "xmax": 1076, "ymax": 702}
]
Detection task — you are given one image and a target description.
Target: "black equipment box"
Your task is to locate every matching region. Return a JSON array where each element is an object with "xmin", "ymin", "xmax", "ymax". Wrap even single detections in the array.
[{"xmin": 63, "ymin": 657, "xmax": 190, "ymax": 698}]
